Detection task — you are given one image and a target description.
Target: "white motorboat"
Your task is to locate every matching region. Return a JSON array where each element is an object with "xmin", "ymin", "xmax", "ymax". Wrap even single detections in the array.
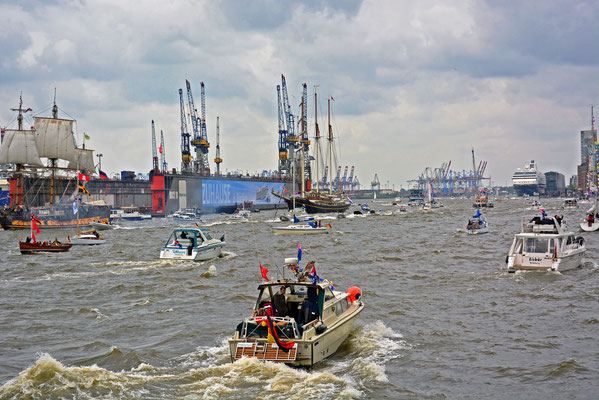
[
  {"xmin": 507, "ymin": 214, "xmax": 585, "ymax": 273},
  {"xmin": 562, "ymin": 198, "xmax": 578, "ymax": 209},
  {"xmin": 229, "ymin": 256, "xmax": 364, "ymax": 367},
  {"xmin": 579, "ymin": 196, "xmax": 599, "ymax": 232},
  {"xmin": 90, "ymin": 221, "xmax": 119, "ymax": 230},
  {"xmin": 110, "ymin": 207, "xmax": 151, "ymax": 221},
  {"xmin": 273, "ymin": 224, "xmax": 329, "ymax": 235},
  {"xmin": 170, "ymin": 208, "xmax": 202, "ymax": 221},
  {"xmin": 160, "ymin": 227, "xmax": 225, "ymax": 261},
  {"xmin": 466, "ymin": 210, "xmax": 488, "ymax": 235},
  {"xmin": 69, "ymin": 230, "xmax": 106, "ymax": 245}
]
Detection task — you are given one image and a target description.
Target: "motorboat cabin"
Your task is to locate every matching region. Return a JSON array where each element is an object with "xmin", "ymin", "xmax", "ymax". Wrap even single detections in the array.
[{"xmin": 506, "ymin": 215, "xmax": 585, "ymax": 273}]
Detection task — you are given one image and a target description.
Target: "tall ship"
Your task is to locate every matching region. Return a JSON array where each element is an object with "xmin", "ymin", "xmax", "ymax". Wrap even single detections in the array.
[
  {"xmin": 272, "ymin": 84, "xmax": 350, "ymax": 214},
  {"xmin": 0, "ymin": 94, "xmax": 109, "ymax": 229},
  {"xmin": 512, "ymin": 160, "xmax": 546, "ymax": 196}
]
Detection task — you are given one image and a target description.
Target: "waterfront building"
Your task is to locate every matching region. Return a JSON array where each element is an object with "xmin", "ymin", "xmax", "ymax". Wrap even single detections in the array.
[{"xmin": 544, "ymin": 171, "xmax": 566, "ymax": 197}]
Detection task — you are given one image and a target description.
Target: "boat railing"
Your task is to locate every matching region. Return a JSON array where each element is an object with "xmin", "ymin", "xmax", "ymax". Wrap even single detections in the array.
[{"xmin": 521, "ymin": 216, "xmax": 567, "ymax": 234}]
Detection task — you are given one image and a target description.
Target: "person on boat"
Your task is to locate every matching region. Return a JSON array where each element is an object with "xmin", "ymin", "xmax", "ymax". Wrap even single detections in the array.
[
  {"xmin": 53, "ymin": 238, "xmax": 61, "ymax": 245},
  {"xmin": 273, "ymin": 286, "xmax": 289, "ymax": 317},
  {"xmin": 93, "ymin": 230, "xmax": 99, "ymax": 238},
  {"xmin": 588, "ymin": 214, "xmax": 594, "ymax": 227},
  {"xmin": 25, "ymin": 237, "xmax": 31, "ymax": 243}
]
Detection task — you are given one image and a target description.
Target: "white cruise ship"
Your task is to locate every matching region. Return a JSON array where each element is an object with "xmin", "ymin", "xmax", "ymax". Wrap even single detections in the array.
[{"xmin": 512, "ymin": 160, "xmax": 546, "ymax": 196}]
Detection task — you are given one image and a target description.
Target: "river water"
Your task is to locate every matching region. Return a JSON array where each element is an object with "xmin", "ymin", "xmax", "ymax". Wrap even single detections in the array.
[{"xmin": 0, "ymin": 198, "xmax": 598, "ymax": 399}]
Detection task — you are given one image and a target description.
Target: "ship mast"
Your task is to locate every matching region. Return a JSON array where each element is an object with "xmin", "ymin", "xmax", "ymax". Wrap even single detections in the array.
[
  {"xmin": 49, "ymin": 88, "xmax": 58, "ymax": 204},
  {"xmin": 314, "ymin": 86, "xmax": 320, "ymax": 193},
  {"xmin": 328, "ymin": 97, "xmax": 333, "ymax": 194}
]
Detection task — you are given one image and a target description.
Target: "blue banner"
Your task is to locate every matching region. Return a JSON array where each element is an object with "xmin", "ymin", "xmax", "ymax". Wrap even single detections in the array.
[{"xmin": 202, "ymin": 180, "xmax": 286, "ymax": 207}]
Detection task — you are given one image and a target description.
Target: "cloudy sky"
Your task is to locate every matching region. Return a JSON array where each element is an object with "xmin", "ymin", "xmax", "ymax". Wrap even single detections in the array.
[{"xmin": 1, "ymin": 0, "xmax": 598, "ymax": 189}]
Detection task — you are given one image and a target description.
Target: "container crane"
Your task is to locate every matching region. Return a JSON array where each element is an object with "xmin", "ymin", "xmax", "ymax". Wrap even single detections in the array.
[
  {"xmin": 347, "ymin": 166, "xmax": 355, "ymax": 190},
  {"xmin": 300, "ymin": 83, "xmax": 311, "ymax": 187},
  {"xmin": 160, "ymin": 130, "xmax": 167, "ymax": 173},
  {"xmin": 341, "ymin": 166, "xmax": 348, "ymax": 190},
  {"xmin": 151, "ymin": 120, "xmax": 159, "ymax": 173},
  {"xmin": 214, "ymin": 116, "xmax": 222, "ymax": 176},
  {"xmin": 371, "ymin": 174, "xmax": 381, "ymax": 190},
  {"xmin": 179, "ymin": 88, "xmax": 192, "ymax": 173}
]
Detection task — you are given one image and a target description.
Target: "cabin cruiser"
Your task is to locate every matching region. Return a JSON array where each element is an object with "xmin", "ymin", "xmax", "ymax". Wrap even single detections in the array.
[
  {"xmin": 562, "ymin": 198, "xmax": 578, "ymax": 209},
  {"xmin": 466, "ymin": 210, "xmax": 488, "ymax": 235},
  {"xmin": 170, "ymin": 208, "xmax": 202, "ymax": 221},
  {"xmin": 110, "ymin": 207, "xmax": 151, "ymax": 221},
  {"xmin": 229, "ymin": 257, "xmax": 364, "ymax": 367},
  {"xmin": 506, "ymin": 213, "xmax": 585, "ymax": 273},
  {"xmin": 69, "ymin": 230, "xmax": 106, "ymax": 245},
  {"xmin": 160, "ymin": 227, "xmax": 225, "ymax": 261},
  {"xmin": 473, "ymin": 195, "xmax": 494, "ymax": 208},
  {"xmin": 273, "ymin": 215, "xmax": 330, "ymax": 235}
]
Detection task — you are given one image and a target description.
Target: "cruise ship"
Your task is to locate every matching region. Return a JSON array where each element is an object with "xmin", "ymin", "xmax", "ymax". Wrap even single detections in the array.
[{"xmin": 512, "ymin": 160, "xmax": 546, "ymax": 196}]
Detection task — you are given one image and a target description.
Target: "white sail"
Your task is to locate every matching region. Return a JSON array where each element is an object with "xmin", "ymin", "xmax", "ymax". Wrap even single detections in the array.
[
  {"xmin": 33, "ymin": 117, "xmax": 78, "ymax": 162},
  {"xmin": 0, "ymin": 129, "xmax": 43, "ymax": 166},
  {"xmin": 68, "ymin": 148, "xmax": 96, "ymax": 173}
]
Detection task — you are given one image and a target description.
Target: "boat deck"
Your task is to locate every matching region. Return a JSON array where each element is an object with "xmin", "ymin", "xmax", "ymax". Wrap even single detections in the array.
[{"xmin": 234, "ymin": 342, "xmax": 297, "ymax": 362}]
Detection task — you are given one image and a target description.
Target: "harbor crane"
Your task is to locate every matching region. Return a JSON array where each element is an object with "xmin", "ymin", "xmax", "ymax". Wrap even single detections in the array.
[
  {"xmin": 160, "ymin": 130, "xmax": 167, "ymax": 173},
  {"xmin": 371, "ymin": 174, "xmax": 381, "ymax": 190},
  {"xmin": 281, "ymin": 74, "xmax": 298, "ymax": 176},
  {"xmin": 186, "ymin": 79, "xmax": 210, "ymax": 174},
  {"xmin": 214, "ymin": 116, "xmax": 222, "ymax": 176},
  {"xmin": 276, "ymin": 84, "xmax": 288, "ymax": 175},
  {"xmin": 298, "ymin": 83, "xmax": 311, "ymax": 188},
  {"xmin": 178, "ymin": 88, "xmax": 192, "ymax": 173},
  {"xmin": 151, "ymin": 120, "xmax": 159, "ymax": 173}
]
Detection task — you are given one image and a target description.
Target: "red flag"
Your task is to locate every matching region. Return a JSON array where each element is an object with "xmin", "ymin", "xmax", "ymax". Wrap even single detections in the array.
[
  {"xmin": 78, "ymin": 173, "xmax": 90, "ymax": 182},
  {"xmin": 31, "ymin": 213, "xmax": 41, "ymax": 224},
  {"xmin": 331, "ymin": 96, "xmax": 335, "ymax": 101},
  {"xmin": 159, "ymin": 144, "xmax": 163, "ymax": 154},
  {"xmin": 31, "ymin": 221, "xmax": 40, "ymax": 233},
  {"xmin": 32, "ymin": 231, "xmax": 37, "ymax": 243},
  {"xmin": 260, "ymin": 263, "xmax": 268, "ymax": 281}
]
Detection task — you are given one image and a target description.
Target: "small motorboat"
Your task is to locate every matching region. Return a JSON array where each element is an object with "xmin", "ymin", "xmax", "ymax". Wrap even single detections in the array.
[
  {"xmin": 160, "ymin": 227, "xmax": 225, "ymax": 261},
  {"xmin": 562, "ymin": 198, "xmax": 578, "ymax": 209},
  {"xmin": 466, "ymin": 210, "xmax": 488, "ymax": 235},
  {"xmin": 90, "ymin": 221, "xmax": 119, "ymax": 230},
  {"xmin": 506, "ymin": 213, "xmax": 585, "ymax": 273},
  {"xmin": 273, "ymin": 224, "xmax": 329, "ymax": 235},
  {"xmin": 170, "ymin": 208, "xmax": 202, "ymax": 221},
  {"xmin": 228, "ymin": 255, "xmax": 364, "ymax": 367},
  {"xmin": 19, "ymin": 240, "xmax": 72, "ymax": 254},
  {"xmin": 69, "ymin": 230, "xmax": 106, "ymax": 245}
]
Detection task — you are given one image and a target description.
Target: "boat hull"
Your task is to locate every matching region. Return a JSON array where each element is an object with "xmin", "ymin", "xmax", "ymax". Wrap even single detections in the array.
[
  {"xmin": 579, "ymin": 222, "xmax": 599, "ymax": 232},
  {"xmin": 70, "ymin": 234, "xmax": 106, "ymax": 245},
  {"xmin": 507, "ymin": 250, "xmax": 584, "ymax": 272},
  {"xmin": 1, "ymin": 205, "xmax": 109, "ymax": 230},
  {"xmin": 273, "ymin": 225, "xmax": 329, "ymax": 235},
  {"xmin": 467, "ymin": 226, "xmax": 489, "ymax": 235},
  {"xmin": 19, "ymin": 242, "xmax": 72, "ymax": 253}
]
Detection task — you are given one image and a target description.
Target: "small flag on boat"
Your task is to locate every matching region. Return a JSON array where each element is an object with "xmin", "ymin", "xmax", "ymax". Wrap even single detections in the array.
[
  {"xmin": 307, "ymin": 261, "xmax": 318, "ymax": 284},
  {"xmin": 195, "ymin": 222, "xmax": 200, "ymax": 228},
  {"xmin": 347, "ymin": 196, "xmax": 354, "ymax": 205},
  {"xmin": 78, "ymin": 185, "xmax": 90, "ymax": 196},
  {"xmin": 260, "ymin": 263, "xmax": 269, "ymax": 281},
  {"xmin": 84, "ymin": 133, "xmax": 90, "ymax": 140},
  {"xmin": 31, "ymin": 213, "xmax": 41, "ymax": 224},
  {"xmin": 159, "ymin": 144, "xmax": 163, "ymax": 154},
  {"xmin": 99, "ymin": 170, "xmax": 109, "ymax": 180},
  {"xmin": 24, "ymin": 108, "xmax": 32, "ymax": 113},
  {"xmin": 31, "ymin": 221, "xmax": 40, "ymax": 234},
  {"xmin": 297, "ymin": 243, "xmax": 302, "ymax": 262},
  {"xmin": 67, "ymin": 236, "xmax": 71, "ymax": 243},
  {"xmin": 73, "ymin": 201, "xmax": 77, "ymax": 215},
  {"xmin": 78, "ymin": 173, "xmax": 90, "ymax": 182},
  {"xmin": 326, "ymin": 223, "xmax": 332, "ymax": 229}
]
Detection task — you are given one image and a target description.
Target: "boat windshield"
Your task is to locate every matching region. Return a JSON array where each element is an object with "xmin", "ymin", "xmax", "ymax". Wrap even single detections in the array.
[
  {"xmin": 524, "ymin": 237, "xmax": 557, "ymax": 254},
  {"xmin": 202, "ymin": 230, "xmax": 213, "ymax": 240}
]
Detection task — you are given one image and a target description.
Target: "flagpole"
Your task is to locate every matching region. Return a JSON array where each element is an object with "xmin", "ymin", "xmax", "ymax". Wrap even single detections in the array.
[{"xmin": 30, "ymin": 213, "xmax": 33, "ymax": 243}]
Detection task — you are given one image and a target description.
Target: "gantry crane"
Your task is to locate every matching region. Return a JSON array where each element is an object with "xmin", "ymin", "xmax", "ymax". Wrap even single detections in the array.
[
  {"xmin": 281, "ymin": 74, "xmax": 298, "ymax": 175},
  {"xmin": 160, "ymin": 130, "xmax": 167, "ymax": 173},
  {"xmin": 151, "ymin": 120, "xmax": 159, "ymax": 173},
  {"xmin": 179, "ymin": 88, "xmax": 192, "ymax": 173}
]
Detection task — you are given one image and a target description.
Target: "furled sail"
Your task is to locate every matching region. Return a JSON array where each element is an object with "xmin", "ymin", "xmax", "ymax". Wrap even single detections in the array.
[
  {"xmin": 0, "ymin": 129, "xmax": 43, "ymax": 166},
  {"xmin": 33, "ymin": 117, "xmax": 78, "ymax": 162},
  {"xmin": 68, "ymin": 148, "xmax": 96, "ymax": 173}
]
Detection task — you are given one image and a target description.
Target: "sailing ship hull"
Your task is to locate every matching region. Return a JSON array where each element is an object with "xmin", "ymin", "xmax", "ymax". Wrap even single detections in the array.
[
  {"xmin": 1, "ymin": 205, "xmax": 110, "ymax": 230},
  {"xmin": 303, "ymin": 200, "xmax": 350, "ymax": 214}
]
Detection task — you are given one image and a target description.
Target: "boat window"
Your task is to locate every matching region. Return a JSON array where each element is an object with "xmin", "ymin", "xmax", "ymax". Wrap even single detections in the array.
[
  {"xmin": 549, "ymin": 239, "xmax": 556, "ymax": 254},
  {"xmin": 566, "ymin": 236, "xmax": 572, "ymax": 245},
  {"xmin": 203, "ymin": 231, "xmax": 213, "ymax": 240},
  {"xmin": 514, "ymin": 239, "xmax": 523, "ymax": 254},
  {"xmin": 524, "ymin": 238, "xmax": 548, "ymax": 253}
]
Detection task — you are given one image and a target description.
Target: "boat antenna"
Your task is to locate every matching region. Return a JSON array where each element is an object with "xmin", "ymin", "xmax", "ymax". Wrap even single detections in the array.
[{"xmin": 52, "ymin": 88, "xmax": 58, "ymax": 119}]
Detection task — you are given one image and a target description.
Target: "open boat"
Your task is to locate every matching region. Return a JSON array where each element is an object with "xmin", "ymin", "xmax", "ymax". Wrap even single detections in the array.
[
  {"xmin": 229, "ymin": 256, "xmax": 364, "ymax": 367},
  {"xmin": 466, "ymin": 210, "xmax": 488, "ymax": 235},
  {"xmin": 19, "ymin": 213, "xmax": 72, "ymax": 253},
  {"xmin": 507, "ymin": 213, "xmax": 585, "ymax": 273},
  {"xmin": 160, "ymin": 227, "xmax": 225, "ymax": 261},
  {"xmin": 273, "ymin": 215, "xmax": 330, "ymax": 235}
]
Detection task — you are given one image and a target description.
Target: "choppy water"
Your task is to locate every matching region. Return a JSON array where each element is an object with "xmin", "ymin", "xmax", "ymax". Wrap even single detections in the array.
[{"xmin": 1, "ymin": 198, "xmax": 598, "ymax": 399}]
